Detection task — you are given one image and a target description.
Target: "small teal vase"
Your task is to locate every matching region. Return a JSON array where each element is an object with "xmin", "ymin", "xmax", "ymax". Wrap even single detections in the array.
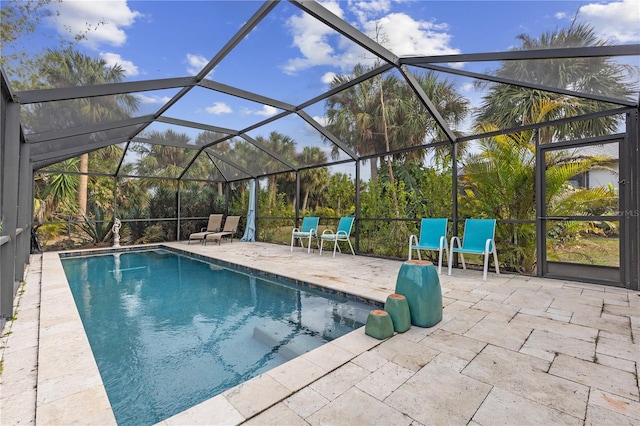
[
  {"xmin": 384, "ymin": 293, "xmax": 411, "ymax": 333},
  {"xmin": 364, "ymin": 310, "xmax": 395, "ymax": 339},
  {"xmin": 394, "ymin": 260, "xmax": 442, "ymax": 327}
]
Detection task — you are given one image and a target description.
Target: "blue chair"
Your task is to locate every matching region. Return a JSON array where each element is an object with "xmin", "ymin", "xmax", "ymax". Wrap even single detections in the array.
[
  {"xmin": 408, "ymin": 218, "xmax": 448, "ymax": 274},
  {"xmin": 291, "ymin": 217, "xmax": 319, "ymax": 253},
  {"xmin": 320, "ymin": 217, "xmax": 355, "ymax": 257},
  {"xmin": 448, "ymin": 218, "xmax": 500, "ymax": 281}
]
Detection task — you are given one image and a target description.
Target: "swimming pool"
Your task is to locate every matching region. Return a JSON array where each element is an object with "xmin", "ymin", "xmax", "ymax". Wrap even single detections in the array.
[{"xmin": 61, "ymin": 248, "xmax": 375, "ymax": 425}]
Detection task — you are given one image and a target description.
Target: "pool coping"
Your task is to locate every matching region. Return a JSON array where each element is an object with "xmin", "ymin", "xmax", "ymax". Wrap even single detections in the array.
[{"xmin": 35, "ymin": 244, "xmax": 388, "ymax": 425}]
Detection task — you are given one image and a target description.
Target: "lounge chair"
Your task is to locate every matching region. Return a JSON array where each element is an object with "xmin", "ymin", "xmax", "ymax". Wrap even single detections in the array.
[
  {"xmin": 188, "ymin": 214, "xmax": 223, "ymax": 244},
  {"xmin": 408, "ymin": 218, "xmax": 448, "ymax": 274},
  {"xmin": 290, "ymin": 217, "xmax": 319, "ymax": 253},
  {"xmin": 448, "ymin": 218, "xmax": 500, "ymax": 281},
  {"xmin": 319, "ymin": 217, "xmax": 355, "ymax": 257},
  {"xmin": 205, "ymin": 215, "xmax": 241, "ymax": 245}
]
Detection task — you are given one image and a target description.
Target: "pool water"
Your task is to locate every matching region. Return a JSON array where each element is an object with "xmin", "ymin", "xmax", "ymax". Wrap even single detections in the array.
[{"xmin": 61, "ymin": 248, "xmax": 371, "ymax": 425}]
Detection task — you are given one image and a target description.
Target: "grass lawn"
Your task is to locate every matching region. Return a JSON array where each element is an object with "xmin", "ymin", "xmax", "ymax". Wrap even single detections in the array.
[{"xmin": 547, "ymin": 235, "xmax": 619, "ymax": 267}]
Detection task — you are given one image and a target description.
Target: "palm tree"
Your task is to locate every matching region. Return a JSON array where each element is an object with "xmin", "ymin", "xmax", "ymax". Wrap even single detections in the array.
[
  {"xmin": 134, "ymin": 130, "xmax": 196, "ymax": 183},
  {"xmin": 195, "ymin": 130, "xmax": 230, "ymax": 195},
  {"xmin": 461, "ymin": 100, "xmax": 617, "ymax": 272},
  {"xmin": 27, "ymin": 48, "xmax": 138, "ymax": 218},
  {"xmin": 298, "ymin": 147, "xmax": 329, "ymax": 212},
  {"xmin": 475, "ymin": 21, "xmax": 637, "ymax": 141},
  {"xmin": 255, "ymin": 131, "xmax": 296, "ymax": 209},
  {"xmin": 325, "ymin": 64, "xmax": 384, "ymax": 184}
]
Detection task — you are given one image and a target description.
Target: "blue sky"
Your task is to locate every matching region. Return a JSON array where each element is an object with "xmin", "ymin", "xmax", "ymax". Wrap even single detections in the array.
[{"xmin": 5, "ymin": 0, "xmax": 640, "ymax": 168}]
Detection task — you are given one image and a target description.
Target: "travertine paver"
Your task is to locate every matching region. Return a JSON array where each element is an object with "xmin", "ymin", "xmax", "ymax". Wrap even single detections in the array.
[
  {"xmin": 585, "ymin": 404, "xmax": 639, "ymax": 426},
  {"xmin": 222, "ymin": 373, "xmax": 291, "ymax": 419},
  {"xmin": 0, "ymin": 255, "xmax": 41, "ymax": 426},
  {"xmin": 354, "ymin": 360, "xmax": 414, "ymax": 401},
  {"xmin": 463, "ymin": 345, "xmax": 589, "ymax": 418},
  {"xmin": 385, "ymin": 360, "xmax": 492, "ymax": 425},
  {"xmin": 510, "ymin": 311, "xmax": 598, "ymax": 342},
  {"xmin": 283, "ymin": 387, "xmax": 330, "ymax": 419},
  {"xmin": 306, "ymin": 387, "xmax": 411, "ymax": 425},
  {"xmin": 368, "ymin": 332, "xmax": 440, "ymax": 371},
  {"xmin": 420, "ymin": 328, "xmax": 486, "ymax": 361},
  {"xmin": 519, "ymin": 329, "xmax": 596, "ymax": 361},
  {"xmin": 265, "ymin": 355, "xmax": 327, "ymax": 392},
  {"xmin": 309, "ymin": 362, "xmax": 370, "ymax": 400},
  {"xmin": 596, "ymin": 335, "xmax": 640, "ymax": 363},
  {"xmin": 243, "ymin": 402, "xmax": 306, "ymax": 426},
  {"xmin": 549, "ymin": 353, "xmax": 639, "ymax": 400},
  {"xmin": 472, "ymin": 387, "xmax": 582, "ymax": 425},
  {"xmin": 463, "ymin": 316, "xmax": 532, "ymax": 351},
  {"xmin": 2, "ymin": 242, "xmax": 639, "ymax": 426},
  {"xmin": 162, "ymin": 395, "xmax": 245, "ymax": 425}
]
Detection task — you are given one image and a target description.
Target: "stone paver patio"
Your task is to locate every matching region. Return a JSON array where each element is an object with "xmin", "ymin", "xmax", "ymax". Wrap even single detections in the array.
[{"xmin": 1, "ymin": 241, "xmax": 638, "ymax": 425}]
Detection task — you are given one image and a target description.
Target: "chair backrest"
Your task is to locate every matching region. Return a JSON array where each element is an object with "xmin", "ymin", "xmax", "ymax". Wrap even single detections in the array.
[
  {"xmin": 207, "ymin": 214, "xmax": 223, "ymax": 232},
  {"xmin": 336, "ymin": 217, "xmax": 354, "ymax": 236},
  {"xmin": 461, "ymin": 219, "xmax": 496, "ymax": 252},
  {"xmin": 418, "ymin": 218, "xmax": 447, "ymax": 247},
  {"xmin": 222, "ymin": 215, "xmax": 240, "ymax": 232},
  {"xmin": 300, "ymin": 217, "xmax": 319, "ymax": 233}
]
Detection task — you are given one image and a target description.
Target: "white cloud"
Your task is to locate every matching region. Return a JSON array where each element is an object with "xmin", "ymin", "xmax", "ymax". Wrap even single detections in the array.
[
  {"xmin": 205, "ymin": 102, "xmax": 232, "ymax": 114},
  {"xmin": 459, "ymin": 83, "xmax": 475, "ymax": 93},
  {"xmin": 49, "ymin": 0, "xmax": 141, "ymax": 49},
  {"xmin": 100, "ymin": 52, "xmax": 139, "ymax": 76},
  {"xmin": 283, "ymin": 2, "xmax": 459, "ymax": 74},
  {"xmin": 362, "ymin": 13, "xmax": 460, "ymax": 57},
  {"xmin": 321, "ymin": 71, "xmax": 337, "ymax": 84},
  {"xmin": 135, "ymin": 94, "xmax": 171, "ymax": 104},
  {"xmin": 241, "ymin": 105, "xmax": 279, "ymax": 117},
  {"xmin": 186, "ymin": 54, "xmax": 209, "ymax": 75},
  {"xmin": 578, "ymin": 0, "xmax": 640, "ymax": 43},
  {"xmin": 254, "ymin": 105, "xmax": 279, "ymax": 117},
  {"xmin": 283, "ymin": 1, "xmax": 351, "ymax": 74},
  {"xmin": 349, "ymin": 0, "xmax": 392, "ymax": 25},
  {"xmin": 555, "ymin": 12, "xmax": 568, "ymax": 20},
  {"xmin": 312, "ymin": 115, "xmax": 329, "ymax": 126}
]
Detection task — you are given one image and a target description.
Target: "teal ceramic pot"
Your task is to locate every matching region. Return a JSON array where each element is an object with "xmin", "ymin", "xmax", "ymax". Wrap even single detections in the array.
[
  {"xmin": 394, "ymin": 260, "xmax": 442, "ymax": 327},
  {"xmin": 384, "ymin": 293, "xmax": 411, "ymax": 333},
  {"xmin": 364, "ymin": 309, "xmax": 395, "ymax": 339}
]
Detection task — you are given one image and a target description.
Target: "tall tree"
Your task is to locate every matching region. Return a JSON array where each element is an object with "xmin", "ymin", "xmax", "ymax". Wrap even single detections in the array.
[
  {"xmin": 255, "ymin": 131, "xmax": 296, "ymax": 209},
  {"xmin": 298, "ymin": 147, "xmax": 329, "ymax": 212},
  {"xmin": 461, "ymin": 100, "xmax": 617, "ymax": 272},
  {"xmin": 27, "ymin": 48, "xmax": 138, "ymax": 218},
  {"xmin": 475, "ymin": 21, "xmax": 637, "ymax": 141},
  {"xmin": 134, "ymin": 130, "xmax": 198, "ymax": 183}
]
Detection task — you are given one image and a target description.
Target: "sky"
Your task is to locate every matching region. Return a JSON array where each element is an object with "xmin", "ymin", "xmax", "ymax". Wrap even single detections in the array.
[{"xmin": 3, "ymin": 0, "xmax": 639, "ymax": 173}]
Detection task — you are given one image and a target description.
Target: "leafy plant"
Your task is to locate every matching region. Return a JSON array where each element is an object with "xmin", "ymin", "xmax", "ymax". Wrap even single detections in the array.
[{"xmin": 77, "ymin": 205, "xmax": 113, "ymax": 245}]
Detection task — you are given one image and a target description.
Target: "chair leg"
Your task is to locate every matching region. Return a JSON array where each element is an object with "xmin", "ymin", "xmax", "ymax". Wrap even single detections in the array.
[
  {"xmin": 492, "ymin": 249, "xmax": 500, "ymax": 275},
  {"xmin": 333, "ymin": 239, "xmax": 338, "ymax": 257},
  {"xmin": 307, "ymin": 236, "xmax": 312, "ymax": 253},
  {"xmin": 437, "ymin": 247, "xmax": 443, "ymax": 274},
  {"xmin": 483, "ymin": 251, "xmax": 490, "ymax": 281},
  {"xmin": 320, "ymin": 238, "xmax": 324, "ymax": 255},
  {"xmin": 347, "ymin": 239, "xmax": 355, "ymax": 255}
]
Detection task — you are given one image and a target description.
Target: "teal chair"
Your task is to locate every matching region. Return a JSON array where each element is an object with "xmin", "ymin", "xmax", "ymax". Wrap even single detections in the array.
[
  {"xmin": 291, "ymin": 217, "xmax": 319, "ymax": 253},
  {"xmin": 408, "ymin": 218, "xmax": 448, "ymax": 274},
  {"xmin": 448, "ymin": 218, "xmax": 500, "ymax": 281},
  {"xmin": 320, "ymin": 217, "xmax": 355, "ymax": 257}
]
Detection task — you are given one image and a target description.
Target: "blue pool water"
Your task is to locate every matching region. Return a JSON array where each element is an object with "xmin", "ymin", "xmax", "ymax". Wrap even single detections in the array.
[{"xmin": 61, "ymin": 248, "xmax": 372, "ymax": 425}]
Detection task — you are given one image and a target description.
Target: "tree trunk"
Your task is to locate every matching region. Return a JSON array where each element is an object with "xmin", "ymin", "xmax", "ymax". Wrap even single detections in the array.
[
  {"xmin": 379, "ymin": 79, "xmax": 400, "ymax": 218},
  {"xmin": 302, "ymin": 189, "xmax": 309, "ymax": 212},
  {"xmin": 78, "ymin": 153, "xmax": 89, "ymax": 219}
]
